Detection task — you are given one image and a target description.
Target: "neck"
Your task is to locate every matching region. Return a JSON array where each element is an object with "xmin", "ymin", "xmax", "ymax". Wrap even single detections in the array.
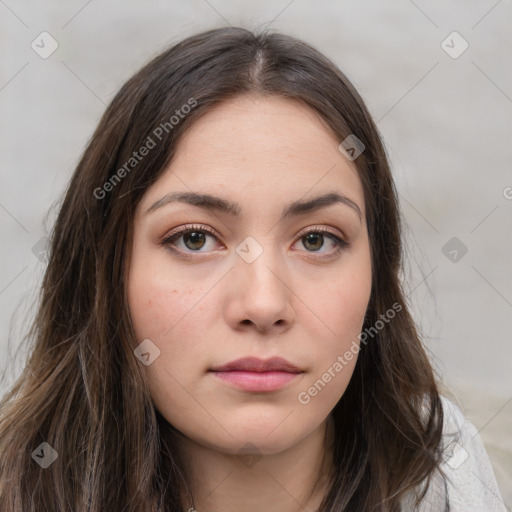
[{"xmin": 174, "ymin": 415, "xmax": 335, "ymax": 512}]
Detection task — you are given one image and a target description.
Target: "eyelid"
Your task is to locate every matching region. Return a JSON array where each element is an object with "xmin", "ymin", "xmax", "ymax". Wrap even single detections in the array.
[
  {"xmin": 292, "ymin": 225, "xmax": 349, "ymax": 260},
  {"xmin": 162, "ymin": 223, "xmax": 220, "ymax": 241},
  {"xmin": 294, "ymin": 224, "xmax": 346, "ymax": 241},
  {"xmin": 162, "ymin": 224, "xmax": 346, "ymax": 243},
  {"xmin": 160, "ymin": 223, "xmax": 349, "ymax": 257}
]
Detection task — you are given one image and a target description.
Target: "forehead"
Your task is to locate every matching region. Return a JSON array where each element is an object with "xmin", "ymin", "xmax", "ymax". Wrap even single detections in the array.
[
  {"xmin": 177, "ymin": 94, "xmax": 347, "ymax": 162},
  {"xmin": 142, "ymin": 94, "xmax": 365, "ymax": 216}
]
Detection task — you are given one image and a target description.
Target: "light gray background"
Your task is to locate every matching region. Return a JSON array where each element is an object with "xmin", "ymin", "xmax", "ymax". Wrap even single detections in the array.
[{"xmin": 1, "ymin": 0, "xmax": 511, "ymax": 506}]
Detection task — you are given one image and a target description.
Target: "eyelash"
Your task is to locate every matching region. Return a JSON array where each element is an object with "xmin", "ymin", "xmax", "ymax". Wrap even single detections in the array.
[{"xmin": 160, "ymin": 224, "xmax": 349, "ymax": 260}]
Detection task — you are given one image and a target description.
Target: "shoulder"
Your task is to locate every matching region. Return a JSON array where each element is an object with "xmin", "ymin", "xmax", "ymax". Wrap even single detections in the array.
[
  {"xmin": 435, "ymin": 396, "xmax": 506, "ymax": 511},
  {"xmin": 403, "ymin": 395, "xmax": 508, "ymax": 511}
]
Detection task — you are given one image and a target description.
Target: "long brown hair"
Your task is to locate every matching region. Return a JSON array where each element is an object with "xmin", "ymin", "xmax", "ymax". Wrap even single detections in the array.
[{"xmin": 0, "ymin": 27, "xmax": 444, "ymax": 511}]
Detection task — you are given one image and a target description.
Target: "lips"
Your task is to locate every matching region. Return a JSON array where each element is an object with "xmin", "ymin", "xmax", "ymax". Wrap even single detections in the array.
[
  {"xmin": 210, "ymin": 356, "xmax": 302, "ymax": 373},
  {"xmin": 209, "ymin": 357, "xmax": 303, "ymax": 392}
]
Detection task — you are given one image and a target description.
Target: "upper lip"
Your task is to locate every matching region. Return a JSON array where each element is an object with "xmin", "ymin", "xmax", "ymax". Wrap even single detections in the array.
[{"xmin": 210, "ymin": 357, "xmax": 302, "ymax": 373}]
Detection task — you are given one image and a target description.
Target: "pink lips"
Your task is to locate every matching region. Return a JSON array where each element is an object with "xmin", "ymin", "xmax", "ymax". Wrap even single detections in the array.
[{"xmin": 209, "ymin": 357, "xmax": 303, "ymax": 392}]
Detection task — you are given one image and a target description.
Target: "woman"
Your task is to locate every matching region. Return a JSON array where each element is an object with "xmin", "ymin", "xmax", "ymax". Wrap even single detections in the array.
[{"xmin": 0, "ymin": 27, "xmax": 506, "ymax": 512}]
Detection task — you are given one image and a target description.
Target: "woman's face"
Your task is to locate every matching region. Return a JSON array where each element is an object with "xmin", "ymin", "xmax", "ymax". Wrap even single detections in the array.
[{"xmin": 127, "ymin": 94, "xmax": 372, "ymax": 455}]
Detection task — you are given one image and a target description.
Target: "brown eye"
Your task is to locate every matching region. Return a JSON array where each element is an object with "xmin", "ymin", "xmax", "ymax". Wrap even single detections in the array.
[
  {"xmin": 161, "ymin": 224, "xmax": 220, "ymax": 254},
  {"xmin": 183, "ymin": 231, "xmax": 206, "ymax": 250},
  {"xmin": 292, "ymin": 227, "xmax": 349, "ymax": 259},
  {"xmin": 302, "ymin": 233, "xmax": 324, "ymax": 251}
]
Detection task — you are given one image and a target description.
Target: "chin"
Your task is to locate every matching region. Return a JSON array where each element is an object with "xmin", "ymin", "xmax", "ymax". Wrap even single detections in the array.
[{"xmin": 206, "ymin": 416, "xmax": 321, "ymax": 457}]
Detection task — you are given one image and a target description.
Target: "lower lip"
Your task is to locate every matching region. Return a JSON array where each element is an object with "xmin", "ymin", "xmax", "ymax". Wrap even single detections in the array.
[{"xmin": 210, "ymin": 370, "xmax": 301, "ymax": 392}]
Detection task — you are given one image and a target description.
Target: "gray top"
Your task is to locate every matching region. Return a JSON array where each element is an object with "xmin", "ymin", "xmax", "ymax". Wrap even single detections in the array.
[{"xmin": 401, "ymin": 396, "xmax": 507, "ymax": 511}]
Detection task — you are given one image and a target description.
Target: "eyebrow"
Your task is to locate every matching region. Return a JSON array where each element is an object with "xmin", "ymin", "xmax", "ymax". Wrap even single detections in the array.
[{"xmin": 145, "ymin": 191, "xmax": 362, "ymax": 222}]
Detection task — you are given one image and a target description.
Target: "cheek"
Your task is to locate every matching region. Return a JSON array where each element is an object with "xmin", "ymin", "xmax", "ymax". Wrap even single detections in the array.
[
  {"xmin": 314, "ymin": 257, "xmax": 372, "ymax": 341},
  {"xmin": 297, "ymin": 255, "xmax": 371, "ymax": 407},
  {"xmin": 296, "ymin": 298, "xmax": 364, "ymax": 415},
  {"xmin": 127, "ymin": 251, "xmax": 212, "ymax": 344},
  {"xmin": 126, "ymin": 254, "xmax": 226, "ymax": 395}
]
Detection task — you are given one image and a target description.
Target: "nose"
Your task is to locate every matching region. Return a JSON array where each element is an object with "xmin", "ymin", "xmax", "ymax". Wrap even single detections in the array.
[{"xmin": 223, "ymin": 244, "xmax": 296, "ymax": 334}]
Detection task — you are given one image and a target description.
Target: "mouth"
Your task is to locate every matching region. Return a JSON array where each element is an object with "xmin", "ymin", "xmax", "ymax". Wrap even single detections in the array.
[{"xmin": 209, "ymin": 357, "xmax": 304, "ymax": 392}]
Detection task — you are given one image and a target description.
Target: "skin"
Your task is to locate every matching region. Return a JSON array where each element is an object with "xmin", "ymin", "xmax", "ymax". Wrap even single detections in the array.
[{"xmin": 127, "ymin": 94, "xmax": 372, "ymax": 512}]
